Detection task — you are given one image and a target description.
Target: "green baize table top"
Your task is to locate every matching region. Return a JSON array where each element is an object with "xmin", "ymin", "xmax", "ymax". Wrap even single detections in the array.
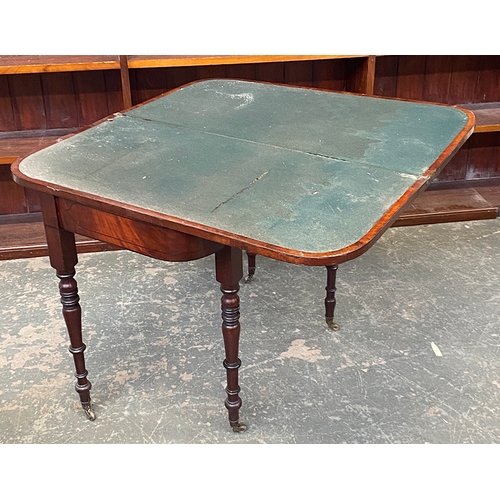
[{"xmin": 18, "ymin": 79, "xmax": 472, "ymax": 257}]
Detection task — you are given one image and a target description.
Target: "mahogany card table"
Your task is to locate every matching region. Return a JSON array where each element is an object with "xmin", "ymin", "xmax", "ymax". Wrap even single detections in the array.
[{"xmin": 11, "ymin": 79, "xmax": 474, "ymax": 431}]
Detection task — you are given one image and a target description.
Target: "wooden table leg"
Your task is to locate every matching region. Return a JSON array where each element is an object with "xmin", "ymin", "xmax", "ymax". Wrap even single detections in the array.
[
  {"xmin": 244, "ymin": 251, "xmax": 256, "ymax": 283},
  {"xmin": 41, "ymin": 194, "xmax": 95, "ymax": 421},
  {"xmin": 325, "ymin": 264, "xmax": 340, "ymax": 330},
  {"xmin": 215, "ymin": 246, "xmax": 247, "ymax": 432}
]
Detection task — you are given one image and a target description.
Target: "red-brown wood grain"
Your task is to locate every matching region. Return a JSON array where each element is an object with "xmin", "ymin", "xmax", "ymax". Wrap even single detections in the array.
[
  {"xmin": 0, "ymin": 75, "xmax": 17, "ymax": 132},
  {"xmin": 225, "ymin": 63, "xmax": 256, "ymax": 81},
  {"xmin": 0, "ymin": 164, "xmax": 27, "ymax": 215},
  {"xmin": 284, "ymin": 60, "xmax": 314, "ymax": 87},
  {"xmin": 165, "ymin": 66, "xmax": 198, "ymax": 93},
  {"xmin": 73, "ymin": 71, "xmax": 112, "ymax": 126},
  {"xmin": 449, "ymin": 56, "xmax": 481, "ymax": 105},
  {"xmin": 435, "ymin": 141, "xmax": 470, "ymax": 183},
  {"xmin": 130, "ymin": 67, "xmax": 169, "ymax": 105},
  {"xmin": 312, "ymin": 59, "xmax": 346, "ymax": 91},
  {"xmin": 41, "ymin": 72, "xmax": 80, "ymax": 130},
  {"xmin": 104, "ymin": 70, "xmax": 125, "ymax": 115},
  {"xmin": 255, "ymin": 62, "xmax": 285, "ymax": 83},
  {"xmin": 476, "ymin": 56, "xmax": 500, "ymax": 103},
  {"xmin": 57, "ymin": 199, "xmax": 224, "ymax": 262},
  {"xmin": 9, "ymin": 73, "xmax": 47, "ymax": 130},
  {"xmin": 373, "ymin": 55, "xmax": 398, "ymax": 97},
  {"xmin": 465, "ymin": 132, "xmax": 500, "ymax": 180},
  {"xmin": 422, "ymin": 56, "xmax": 454, "ymax": 103},
  {"xmin": 194, "ymin": 64, "xmax": 227, "ymax": 83},
  {"xmin": 395, "ymin": 55, "xmax": 427, "ymax": 101},
  {"xmin": 345, "ymin": 56, "xmax": 375, "ymax": 94}
]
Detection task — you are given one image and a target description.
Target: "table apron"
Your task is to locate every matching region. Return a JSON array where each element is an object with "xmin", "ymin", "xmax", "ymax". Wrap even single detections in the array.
[{"xmin": 56, "ymin": 198, "xmax": 223, "ymax": 262}]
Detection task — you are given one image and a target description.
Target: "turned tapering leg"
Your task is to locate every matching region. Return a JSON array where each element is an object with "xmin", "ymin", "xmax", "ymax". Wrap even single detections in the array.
[
  {"xmin": 57, "ymin": 270, "xmax": 95, "ymax": 420},
  {"xmin": 40, "ymin": 193, "xmax": 95, "ymax": 421},
  {"xmin": 245, "ymin": 251, "xmax": 256, "ymax": 283},
  {"xmin": 215, "ymin": 246, "xmax": 246, "ymax": 432},
  {"xmin": 325, "ymin": 264, "xmax": 340, "ymax": 330}
]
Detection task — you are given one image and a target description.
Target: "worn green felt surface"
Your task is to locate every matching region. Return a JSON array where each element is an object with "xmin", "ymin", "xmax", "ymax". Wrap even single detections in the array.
[{"xmin": 19, "ymin": 80, "xmax": 470, "ymax": 254}]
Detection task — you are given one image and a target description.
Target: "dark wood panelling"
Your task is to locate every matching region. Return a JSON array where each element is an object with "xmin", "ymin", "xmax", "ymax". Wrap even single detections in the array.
[
  {"xmin": 195, "ymin": 64, "xmax": 227, "ymax": 81},
  {"xmin": 73, "ymin": 70, "xmax": 112, "ymax": 126},
  {"xmin": 9, "ymin": 73, "xmax": 47, "ymax": 130},
  {"xmin": 476, "ymin": 56, "xmax": 500, "ymax": 103},
  {"xmin": 448, "ymin": 56, "xmax": 481, "ymax": 105},
  {"xmin": 374, "ymin": 55, "xmax": 498, "ymax": 104},
  {"xmin": 313, "ymin": 59, "xmax": 346, "ymax": 91},
  {"xmin": 165, "ymin": 66, "xmax": 198, "ymax": 91},
  {"xmin": 345, "ymin": 57, "xmax": 375, "ymax": 94},
  {"xmin": 130, "ymin": 67, "xmax": 168, "ymax": 104},
  {"xmin": 374, "ymin": 55, "xmax": 398, "ymax": 97},
  {"xmin": 41, "ymin": 72, "xmax": 79, "ymax": 129},
  {"xmin": 26, "ymin": 187, "xmax": 42, "ymax": 213},
  {"xmin": 435, "ymin": 140, "xmax": 470, "ymax": 183},
  {"xmin": 104, "ymin": 70, "xmax": 125, "ymax": 114},
  {"xmin": 422, "ymin": 56, "xmax": 454, "ymax": 103},
  {"xmin": 0, "ymin": 75, "xmax": 16, "ymax": 131},
  {"xmin": 284, "ymin": 61, "xmax": 314, "ymax": 87},
  {"xmin": 225, "ymin": 63, "xmax": 256, "ymax": 81},
  {"xmin": 465, "ymin": 132, "xmax": 500, "ymax": 180},
  {"xmin": 395, "ymin": 55, "xmax": 427, "ymax": 100},
  {"xmin": 436, "ymin": 132, "xmax": 500, "ymax": 183},
  {"xmin": 0, "ymin": 164, "xmax": 27, "ymax": 215},
  {"xmin": 255, "ymin": 62, "xmax": 285, "ymax": 83},
  {"xmin": 2, "ymin": 70, "xmax": 123, "ymax": 133}
]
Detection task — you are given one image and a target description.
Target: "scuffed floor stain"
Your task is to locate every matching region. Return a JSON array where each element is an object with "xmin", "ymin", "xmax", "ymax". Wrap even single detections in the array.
[
  {"xmin": 113, "ymin": 370, "xmax": 140, "ymax": 386},
  {"xmin": 279, "ymin": 339, "xmax": 330, "ymax": 362}
]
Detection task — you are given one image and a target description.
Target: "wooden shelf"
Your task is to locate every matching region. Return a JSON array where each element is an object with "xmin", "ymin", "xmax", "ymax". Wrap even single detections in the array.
[
  {"xmin": 394, "ymin": 183, "xmax": 500, "ymax": 227},
  {"xmin": 126, "ymin": 55, "xmax": 366, "ymax": 69},
  {"xmin": 0, "ymin": 56, "xmax": 121, "ymax": 74},
  {"xmin": 459, "ymin": 102, "xmax": 500, "ymax": 133},
  {"xmin": 0, "ymin": 129, "xmax": 77, "ymax": 164}
]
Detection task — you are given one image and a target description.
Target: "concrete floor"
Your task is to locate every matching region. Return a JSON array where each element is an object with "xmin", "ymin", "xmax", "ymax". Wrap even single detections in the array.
[{"xmin": 0, "ymin": 218, "xmax": 499, "ymax": 444}]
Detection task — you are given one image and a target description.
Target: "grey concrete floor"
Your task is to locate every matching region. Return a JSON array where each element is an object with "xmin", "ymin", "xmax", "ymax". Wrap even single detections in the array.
[{"xmin": 1, "ymin": 219, "xmax": 499, "ymax": 444}]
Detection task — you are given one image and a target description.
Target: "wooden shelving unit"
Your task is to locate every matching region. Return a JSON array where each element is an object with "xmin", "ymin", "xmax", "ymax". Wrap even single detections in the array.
[{"xmin": 1, "ymin": 55, "xmax": 499, "ymax": 260}]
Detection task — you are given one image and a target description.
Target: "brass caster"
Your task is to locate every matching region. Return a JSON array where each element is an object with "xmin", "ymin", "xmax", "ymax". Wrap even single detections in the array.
[
  {"xmin": 231, "ymin": 421, "xmax": 248, "ymax": 433},
  {"xmin": 244, "ymin": 274, "xmax": 254, "ymax": 284},
  {"xmin": 82, "ymin": 401, "xmax": 96, "ymax": 421},
  {"xmin": 326, "ymin": 318, "xmax": 340, "ymax": 331}
]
